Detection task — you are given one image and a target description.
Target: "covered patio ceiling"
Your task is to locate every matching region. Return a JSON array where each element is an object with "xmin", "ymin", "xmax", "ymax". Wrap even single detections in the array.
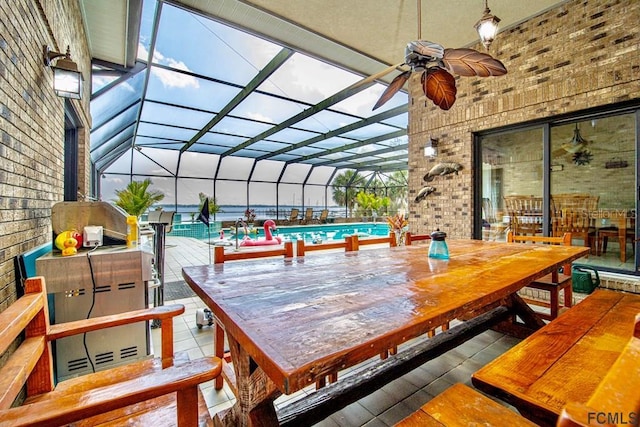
[{"xmin": 83, "ymin": 0, "xmax": 566, "ymax": 179}]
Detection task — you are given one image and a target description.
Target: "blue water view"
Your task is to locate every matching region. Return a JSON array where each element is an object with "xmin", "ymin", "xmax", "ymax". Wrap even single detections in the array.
[{"xmin": 152, "ymin": 204, "xmax": 349, "ymax": 223}]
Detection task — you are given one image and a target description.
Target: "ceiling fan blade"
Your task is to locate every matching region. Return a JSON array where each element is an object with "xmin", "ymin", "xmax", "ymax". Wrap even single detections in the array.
[
  {"xmin": 348, "ymin": 62, "xmax": 406, "ymax": 94},
  {"xmin": 422, "ymin": 67, "xmax": 457, "ymax": 110},
  {"xmin": 373, "ymin": 70, "xmax": 411, "ymax": 110},
  {"xmin": 442, "ymin": 48, "xmax": 507, "ymax": 77}
]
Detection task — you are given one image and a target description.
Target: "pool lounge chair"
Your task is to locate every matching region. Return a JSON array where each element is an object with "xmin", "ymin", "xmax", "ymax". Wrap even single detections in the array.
[
  {"xmin": 316, "ymin": 209, "xmax": 329, "ymax": 223},
  {"xmin": 302, "ymin": 207, "xmax": 314, "ymax": 224},
  {"xmin": 285, "ymin": 208, "xmax": 300, "ymax": 224}
]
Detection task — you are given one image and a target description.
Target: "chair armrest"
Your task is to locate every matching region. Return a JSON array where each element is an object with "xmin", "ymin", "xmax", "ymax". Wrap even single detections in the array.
[
  {"xmin": 47, "ymin": 304, "xmax": 184, "ymax": 340},
  {"xmin": 48, "ymin": 304, "xmax": 185, "ymax": 367},
  {"xmin": 0, "ymin": 356, "xmax": 222, "ymax": 427}
]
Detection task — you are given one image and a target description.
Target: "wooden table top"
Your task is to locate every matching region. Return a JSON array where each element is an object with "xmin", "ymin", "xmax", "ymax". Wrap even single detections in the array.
[{"xmin": 182, "ymin": 239, "xmax": 589, "ymax": 394}]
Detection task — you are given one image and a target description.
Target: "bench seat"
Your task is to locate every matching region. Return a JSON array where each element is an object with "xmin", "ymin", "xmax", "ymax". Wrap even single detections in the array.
[
  {"xmin": 472, "ymin": 288, "xmax": 640, "ymax": 426},
  {"xmin": 396, "ymin": 383, "xmax": 537, "ymax": 427},
  {"xmin": 398, "ymin": 308, "xmax": 640, "ymax": 427}
]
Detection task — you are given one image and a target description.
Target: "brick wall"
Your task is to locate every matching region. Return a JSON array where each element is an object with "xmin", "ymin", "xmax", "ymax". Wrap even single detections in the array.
[
  {"xmin": 408, "ymin": 0, "xmax": 640, "ymax": 237},
  {"xmin": 0, "ymin": 0, "xmax": 91, "ymax": 310}
]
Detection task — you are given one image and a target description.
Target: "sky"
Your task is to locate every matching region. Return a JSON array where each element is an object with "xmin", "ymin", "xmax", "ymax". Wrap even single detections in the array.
[{"xmin": 95, "ymin": 0, "xmax": 408, "ymax": 207}]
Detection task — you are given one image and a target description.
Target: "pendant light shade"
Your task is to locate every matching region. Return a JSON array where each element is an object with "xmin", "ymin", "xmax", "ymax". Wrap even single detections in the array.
[{"xmin": 475, "ymin": 0, "xmax": 501, "ymax": 50}]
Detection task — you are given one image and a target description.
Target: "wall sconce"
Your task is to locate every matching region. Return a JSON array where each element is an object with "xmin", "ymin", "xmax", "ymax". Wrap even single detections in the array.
[
  {"xmin": 424, "ymin": 136, "xmax": 438, "ymax": 158},
  {"xmin": 474, "ymin": 0, "xmax": 501, "ymax": 50},
  {"xmin": 43, "ymin": 45, "xmax": 83, "ymax": 99}
]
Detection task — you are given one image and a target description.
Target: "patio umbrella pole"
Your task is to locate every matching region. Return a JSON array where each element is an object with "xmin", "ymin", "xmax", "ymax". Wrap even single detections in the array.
[{"xmin": 208, "ymin": 226, "xmax": 212, "ymax": 265}]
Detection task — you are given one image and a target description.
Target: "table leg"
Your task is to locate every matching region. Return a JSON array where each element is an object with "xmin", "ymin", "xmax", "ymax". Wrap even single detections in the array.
[
  {"xmin": 213, "ymin": 334, "xmax": 281, "ymax": 427},
  {"xmin": 215, "ymin": 322, "xmax": 225, "ymax": 390}
]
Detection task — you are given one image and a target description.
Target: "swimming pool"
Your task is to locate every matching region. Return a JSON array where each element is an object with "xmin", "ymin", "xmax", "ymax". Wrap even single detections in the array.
[
  {"xmin": 255, "ymin": 222, "xmax": 390, "ymax": 243},
  {"xmin": 168, "ymin": 222, "xmax": 390, "ymax": 243}
]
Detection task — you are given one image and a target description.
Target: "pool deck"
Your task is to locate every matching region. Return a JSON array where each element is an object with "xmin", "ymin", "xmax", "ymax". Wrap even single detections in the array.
[{"xmin": 157, "ymin": 236, "xmax": 521, "ymax": 426}]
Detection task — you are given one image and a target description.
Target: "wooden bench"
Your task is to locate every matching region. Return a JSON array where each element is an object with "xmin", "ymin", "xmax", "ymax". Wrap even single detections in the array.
[
  {"xmin": 472, "ymin": 288, "xmax": 640, "ymax": 426},
  {"xmin": 0, "ymin": 276, "xmax": 222, "ymax": 427},
  {"xmin": 396, "ymin": 309, "xmax": 640, "ymax": 427},
  {"xmin": 213, "ymin": 240, "xmax": 293, "ymax": 263},
  {"xmin": 508, "ymin": 232, "xmax": 573, "ymax": 320}
]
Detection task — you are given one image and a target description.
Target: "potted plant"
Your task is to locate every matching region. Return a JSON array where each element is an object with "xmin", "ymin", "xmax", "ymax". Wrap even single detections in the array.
[
  {"xmin": 114, "ymin": 178, "xmax": 165, "ymax": 217},
  {"xmin": 197, "ymin": 193, "xmax": 222, "ymax": 226},
  {"xmin": 245, "ymin": 208, "xmax": 256, "ymax": 224},
  {"xmin": 387, "ymin": 213, "xmax": 408, "ymax": 246}
]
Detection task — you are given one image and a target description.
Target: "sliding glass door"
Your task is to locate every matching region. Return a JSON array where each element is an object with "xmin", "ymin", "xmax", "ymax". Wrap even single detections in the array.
[
  {"xmin": 550, "ymin": 114, "xmax": 636, "ymax": 271},
  {"xmin": 479, "ymin": 127, "xmax": 543, "ymax": 242},
  {"xmin": 476, "ymin": 106, "xmax": 639, "ymax": 274}
]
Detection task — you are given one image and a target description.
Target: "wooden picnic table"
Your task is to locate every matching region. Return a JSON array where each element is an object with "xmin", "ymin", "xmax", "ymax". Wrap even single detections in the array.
[{"xmin": 182, "ymin": 239, "xmax": 589, "ymax": 426}]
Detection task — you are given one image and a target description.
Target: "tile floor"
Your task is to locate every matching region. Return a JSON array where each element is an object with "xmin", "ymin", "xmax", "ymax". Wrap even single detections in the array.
[{"xmin": 152, "ymin": 236, "xmax": 522, "ymax": 426}]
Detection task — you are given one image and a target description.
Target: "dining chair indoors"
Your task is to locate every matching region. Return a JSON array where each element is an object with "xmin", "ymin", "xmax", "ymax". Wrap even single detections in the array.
[
  {"xmin": 550, "ymin": 193, "xmax": 599, "ymax": 251},
  {"xmin": 597, "ymin": 216, "xmax": 636, "ymax": 259},
  {"xmin": 503, "ymin": 195, "xmax": 544, "ymax": 236}
]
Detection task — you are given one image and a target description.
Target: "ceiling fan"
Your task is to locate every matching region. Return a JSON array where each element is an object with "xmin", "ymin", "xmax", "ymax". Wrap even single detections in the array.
[{"xmin": 373, "ymin": 1, "xmax": 508, "ymax": 111}]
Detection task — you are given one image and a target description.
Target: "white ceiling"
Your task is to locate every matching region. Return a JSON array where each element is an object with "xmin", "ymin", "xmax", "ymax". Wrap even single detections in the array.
[{"xmin": 82, "ymin": 0, "xmax": 567, "ymax": 77}]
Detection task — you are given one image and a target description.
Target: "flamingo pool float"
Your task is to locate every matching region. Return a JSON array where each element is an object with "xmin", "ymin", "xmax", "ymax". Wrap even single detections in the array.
[
  {"xmin": 213, "ymin": 229, "xmax": 232, "ymax": 246},
  {"xmin": 240, "ymin": 219, "xmax": 282, "ymax": 246}
]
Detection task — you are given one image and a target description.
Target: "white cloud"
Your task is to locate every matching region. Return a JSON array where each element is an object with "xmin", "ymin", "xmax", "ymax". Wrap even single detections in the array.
[
  {"xmin": 247, "ymin": 111, "xmax": 273, "ymax": 123},
  {"xmin": 139, "ymin": 43, "xmax": 200, "ymax": 89}
]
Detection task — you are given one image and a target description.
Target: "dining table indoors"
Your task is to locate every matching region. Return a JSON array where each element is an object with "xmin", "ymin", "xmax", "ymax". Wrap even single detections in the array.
[{"xmin": 182, "ymin": 239, "xmax": 589, "ymax": 426}]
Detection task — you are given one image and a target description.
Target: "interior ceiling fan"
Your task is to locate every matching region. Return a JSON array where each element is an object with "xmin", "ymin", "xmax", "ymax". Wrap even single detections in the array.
[{"xmin": 373, "ymin": 0, "xmax": 508, "ymax": 111}]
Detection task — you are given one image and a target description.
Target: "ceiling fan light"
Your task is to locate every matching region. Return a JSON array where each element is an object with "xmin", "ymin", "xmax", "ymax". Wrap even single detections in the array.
[
  {"xmin": 475, "ymin": 1, "xmax": 501, "ymax": 49},
  {"xmin": 571, "ymin": 124, "xmax": 587, "ymax": 145},
  {"xmin": 561, "ymin": 124, "xmax": 588, "ymax": 153}
]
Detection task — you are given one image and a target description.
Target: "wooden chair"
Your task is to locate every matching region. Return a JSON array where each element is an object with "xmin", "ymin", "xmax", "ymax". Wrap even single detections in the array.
[
  {"xmin": 482, "ymin": 197, "xmax": 507, "ymax": 241},
  {"xmin": 211, "ymin": 241, "xmax": 293, "ymax": 390},
  {"xmin": 402, "ymin": 232, "xmax": 450, "ymax": 336},
  {"xmin": 213, "ymin": 241, "xmax": 294, "ymax": 264},
  {"xmin": 0, "ymin": 276, "xmax": 221, "ymax": 426},
  {"xmin": 507, "ymin": 231, "xmax": 573, "ymax": 321},
  {"xmin": 503, "ymin": 195, "xmax": 544, "ymax": 236},
  {"xmin": 551, "ymin": 193, "xmax": 599, "ymax": 250},
  {"xmin": 348, "ymin": 232, "xmax": 398, "ymax": 251},
  {"xmin": 296, "ymin": 237, "xmax": 354, "ymax": 257},
  {"xmin": 405, "ymin": 232, "xmax": 430, "ymax": 245},
  {"xmin": 295, "ymin": 236, "xmax": 356, "ymax": 388},
  {"xmin": 597, "ymin": 216, "xmax": 635, "ymax": 258}
]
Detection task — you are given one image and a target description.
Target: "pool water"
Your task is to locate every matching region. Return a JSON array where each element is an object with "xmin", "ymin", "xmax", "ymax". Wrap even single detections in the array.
[
  {"xmin": 259, "ymin": 222, "xmax": 390, "ymax": 243},
  {"xmin": 169, "ymin": 222, "xmax": 390, "ymax": 243},
  {"xmin": 168, "ymin": 222, "xmax": 389, "ymax": 243}
]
